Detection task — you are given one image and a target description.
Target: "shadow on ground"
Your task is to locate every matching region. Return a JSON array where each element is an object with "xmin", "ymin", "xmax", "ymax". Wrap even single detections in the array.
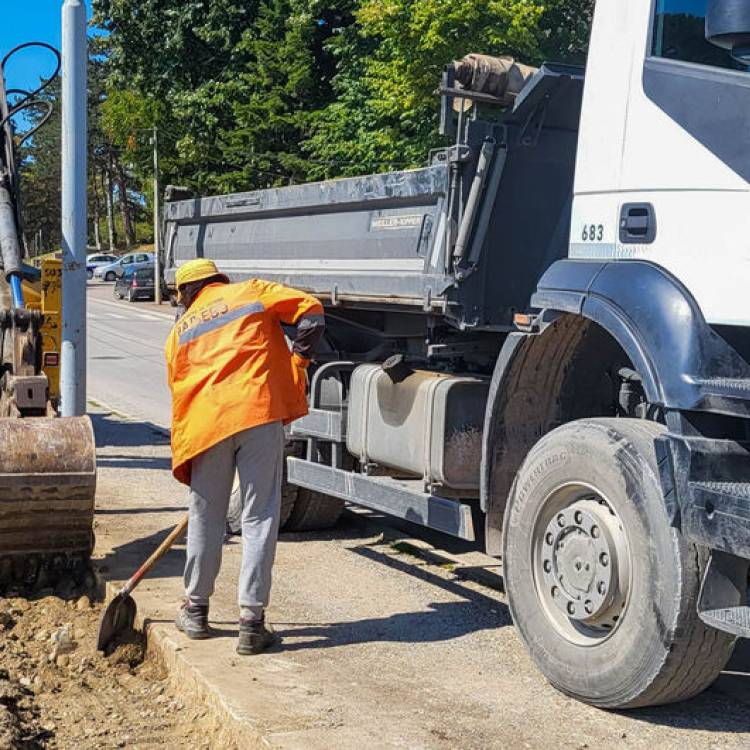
[
  {"xmin": 97, "ymin": 454, "xmax": 173, "ymax": 471},
  {"xmin": 97, "ymin": 526, "xmax": 186, "ymax": 584},
  {"xmin": 91, "ymin": 412, "xmax": 170, "ymax": 448},
  {"xmin": 267, "ymin": 539, "xmax": 511, "ymax": 651}
]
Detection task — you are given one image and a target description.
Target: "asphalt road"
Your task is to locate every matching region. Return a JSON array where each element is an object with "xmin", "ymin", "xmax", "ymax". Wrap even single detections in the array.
[{"xmin": 87, "ymin": 281, "xmax": 175, "ymax": 428}]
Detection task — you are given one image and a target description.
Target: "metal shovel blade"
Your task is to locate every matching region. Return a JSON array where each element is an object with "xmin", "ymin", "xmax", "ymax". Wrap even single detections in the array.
[{"xmin": 97, "ymin": 592, "xmax": 137, "ymax": 653}]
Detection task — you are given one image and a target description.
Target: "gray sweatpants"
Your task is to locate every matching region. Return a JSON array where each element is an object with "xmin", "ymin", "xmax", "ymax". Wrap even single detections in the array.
[{"xmin": 184, "ymin": 421, "xmax": 284, "ymax": 613}]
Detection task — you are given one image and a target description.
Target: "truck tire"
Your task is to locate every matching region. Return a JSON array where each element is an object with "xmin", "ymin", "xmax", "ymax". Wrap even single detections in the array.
[
  {"xmin": 502, "ymin": 418, "xmax": 735, "ymax": 709},
  {"xmin": 283, "ymin": 488, "xmax": 345, "ymax": 532}
]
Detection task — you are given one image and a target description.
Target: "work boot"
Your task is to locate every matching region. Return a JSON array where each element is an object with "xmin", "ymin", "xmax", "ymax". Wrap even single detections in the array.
[
  {"xmin": 237, "ymin": 616, "xmax": 277, "ymax": 655},
  {"xmin": 175, "ymin": 601, "xmax": 211, "ymax": 640}
]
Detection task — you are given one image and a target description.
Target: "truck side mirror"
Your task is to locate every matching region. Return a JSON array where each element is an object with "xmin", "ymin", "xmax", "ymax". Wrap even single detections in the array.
[{"xmin": 706, "ymin": 0, "xmax": 750, "ymax": 63}]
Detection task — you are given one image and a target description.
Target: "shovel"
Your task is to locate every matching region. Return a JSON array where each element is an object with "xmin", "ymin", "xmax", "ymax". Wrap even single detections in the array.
[{"xmin": 97, "ymin": 514, "xmax": 189, "ymax": 652}]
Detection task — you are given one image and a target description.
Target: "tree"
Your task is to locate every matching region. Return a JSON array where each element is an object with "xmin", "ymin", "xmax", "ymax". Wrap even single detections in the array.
[
  {"xmin": 304, "ymin": 0, "xmax": 594, "ymax": 175},
  {"xmin": 17, "ymin": 78, "xmax": 63, "ymax": 256}
]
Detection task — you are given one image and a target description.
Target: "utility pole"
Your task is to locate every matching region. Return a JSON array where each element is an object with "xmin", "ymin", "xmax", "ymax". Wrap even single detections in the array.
[
  {"xmin": 152, "ymin": 126, "xmax": 162, "ymax": 304},
  {"xmin": 60, "ymin": 0, "xmax": 87, "ymax": 417}
]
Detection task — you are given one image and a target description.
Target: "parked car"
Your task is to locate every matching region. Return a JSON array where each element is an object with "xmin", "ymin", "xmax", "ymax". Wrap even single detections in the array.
[
  {"xmin": 114, "ymin": 266, "xmax": 168, "ymax": 302},
  {"xmin": 94, "ymin": 252, "xmax": 154, "ymax": 281},
  {"xmin": 86, "ymin": 253, "xmax": 119, "ymax": 280}
]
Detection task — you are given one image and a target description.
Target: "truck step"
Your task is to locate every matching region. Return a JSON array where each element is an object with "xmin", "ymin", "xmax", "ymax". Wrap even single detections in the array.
[
  {"xmin": 290, "ymin": 408, "xmax": 346, "ymax": 442},
  {"xmin": 691, "ymin": 481, "xmax": 750, "ymax": 500},
  {"xmin": 693, "ymin": 378, "xmax": 750, "ymax": 395},
  {"xmin": 286, "ymin": 458, "xmax": 475, "ymax": 541},
  {"xmin": 697, "ymin": 550, "xmax": 750, "ymax": 638},
  {"xmin": 699, "ymin": 607, "xmax": 750, "ymax": 639}
]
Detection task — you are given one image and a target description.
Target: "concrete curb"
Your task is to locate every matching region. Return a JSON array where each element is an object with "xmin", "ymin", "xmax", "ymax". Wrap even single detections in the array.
[{"xmin": 103, "ymin": 580, "xmax": 266, "ymax": 748}]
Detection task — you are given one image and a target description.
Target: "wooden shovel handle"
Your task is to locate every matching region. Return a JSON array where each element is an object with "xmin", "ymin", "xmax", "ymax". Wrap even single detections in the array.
[{"xmin": 122, "ymin": 514, "xmax": 189, "ymax": 596}]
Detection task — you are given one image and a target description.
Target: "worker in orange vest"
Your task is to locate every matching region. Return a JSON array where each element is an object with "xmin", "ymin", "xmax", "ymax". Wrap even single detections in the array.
[{"xmin": 165, "ymin": 259, "xmax": 324, "ymax": 655}]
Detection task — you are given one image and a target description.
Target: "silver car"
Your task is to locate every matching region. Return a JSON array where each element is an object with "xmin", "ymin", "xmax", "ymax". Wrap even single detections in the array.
[
  {"xmin": 86, "ymin": 253, "xmax": 118, "ymax": 280},
  {"xmin": 94, "ymin": 252, "xmax": 154, "ymax": 282}
]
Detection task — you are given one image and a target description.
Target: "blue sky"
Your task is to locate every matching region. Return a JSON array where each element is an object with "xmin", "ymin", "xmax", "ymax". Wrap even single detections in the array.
[{"xmin": 1, "ymin": 1, "xmax": 91, "ymax": 94}]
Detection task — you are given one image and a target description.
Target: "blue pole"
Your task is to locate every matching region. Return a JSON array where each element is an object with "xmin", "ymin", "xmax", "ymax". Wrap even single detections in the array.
[{"xmin": 60, "ymin": 0, "xmax": 88, "ymax": 417}]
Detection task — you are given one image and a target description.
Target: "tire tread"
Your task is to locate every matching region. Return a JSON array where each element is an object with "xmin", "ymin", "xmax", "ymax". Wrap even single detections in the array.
[{"xmin": 589, "ymin": 419, "xmax": 735, "ymax": 708}]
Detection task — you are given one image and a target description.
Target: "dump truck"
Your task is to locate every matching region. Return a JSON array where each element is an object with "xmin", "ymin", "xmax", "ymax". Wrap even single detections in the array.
[
  {"xmin": 0, "ymin": 43, "xmax": 96, "ymax": 588},
  {"xmin": 163, "ymin": 0, "xmax": 750, "ymax": 709}
]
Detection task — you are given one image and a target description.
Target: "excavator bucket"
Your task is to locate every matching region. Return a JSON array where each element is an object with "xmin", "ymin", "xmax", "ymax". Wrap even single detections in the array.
[{"xmin": 0, "ymin": 416, "xmax": 96, "ymax": 557}]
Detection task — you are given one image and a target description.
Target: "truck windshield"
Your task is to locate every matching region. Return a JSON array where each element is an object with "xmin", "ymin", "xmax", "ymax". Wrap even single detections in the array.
[{"xmin": 652, "ymin": 0, "xmax": 750, "ymax": 72}]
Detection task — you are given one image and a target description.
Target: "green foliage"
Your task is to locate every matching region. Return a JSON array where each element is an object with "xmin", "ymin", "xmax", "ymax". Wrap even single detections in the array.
[
  {"xmin": 18, "ymin": 79, "xmax": 63, "ymax": 255},
  {"xmin": 305, "ymin": 0, "xmax": 593, "ymax": 173}
]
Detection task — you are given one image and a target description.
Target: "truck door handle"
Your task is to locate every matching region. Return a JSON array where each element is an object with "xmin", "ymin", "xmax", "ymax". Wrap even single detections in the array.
[{"xmin": 619, "ymin": 203, "xmax": 656, "ymax": 244}]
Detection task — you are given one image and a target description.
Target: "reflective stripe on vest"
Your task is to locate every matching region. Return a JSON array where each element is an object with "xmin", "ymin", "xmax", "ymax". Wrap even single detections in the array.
[{"xmin": 178, "ymin": 301, "xmax": 266, "ymax": 346}]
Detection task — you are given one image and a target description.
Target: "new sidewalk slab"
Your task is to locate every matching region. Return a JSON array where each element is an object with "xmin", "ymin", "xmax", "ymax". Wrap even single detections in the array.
[{"xmin": 91, "ymin": 406, "xmax": 750, "ymax": 749}]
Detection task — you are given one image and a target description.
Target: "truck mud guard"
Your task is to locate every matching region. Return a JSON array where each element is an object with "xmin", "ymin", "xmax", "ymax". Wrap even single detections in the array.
[{"xmin": 531, "ymin": 259, "xmax": 750, "ymax": 418}]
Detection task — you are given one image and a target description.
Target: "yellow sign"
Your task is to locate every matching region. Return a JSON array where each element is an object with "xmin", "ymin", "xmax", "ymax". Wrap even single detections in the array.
[{"xmin": 40, "ymin": 259, "xmax": 62, "ymax": 405}]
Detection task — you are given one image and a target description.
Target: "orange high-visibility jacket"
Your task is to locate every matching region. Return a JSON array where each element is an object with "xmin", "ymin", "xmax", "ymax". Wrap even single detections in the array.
[{"xmin": 165, "ymin": 278, "xmax": 324, "ymax": 485}]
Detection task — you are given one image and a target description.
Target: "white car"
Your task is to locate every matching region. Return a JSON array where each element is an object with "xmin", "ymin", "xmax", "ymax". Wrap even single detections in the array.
[
  {"xmin": 86, "ymin": 253, "xmax": 119, "ymax": 280},
  {"xmin": 93, "ymin": 252, "xmax": 154, "ymax": 282}
]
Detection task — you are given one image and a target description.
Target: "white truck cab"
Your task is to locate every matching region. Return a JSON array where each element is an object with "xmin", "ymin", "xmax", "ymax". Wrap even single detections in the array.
[{"xmin": 573, "ymin": 0, "xmax": 750, "ymax": 327}]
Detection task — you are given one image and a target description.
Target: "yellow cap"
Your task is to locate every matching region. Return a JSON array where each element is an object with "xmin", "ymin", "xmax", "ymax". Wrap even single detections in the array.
[{"xmin": 175, "ymin": 259, "xmax": 229, "ymax": 298}]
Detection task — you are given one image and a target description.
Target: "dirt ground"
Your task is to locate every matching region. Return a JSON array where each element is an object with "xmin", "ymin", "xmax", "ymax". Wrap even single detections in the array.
[{"xmin": 0, "ymin": 580, "xmax": 221, "ymax": 750}]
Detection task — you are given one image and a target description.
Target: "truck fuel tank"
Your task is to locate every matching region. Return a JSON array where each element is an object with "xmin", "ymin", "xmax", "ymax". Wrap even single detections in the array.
[{"xmin": 346, "ymin": 365, "xmax": 489, "ymax": 494}]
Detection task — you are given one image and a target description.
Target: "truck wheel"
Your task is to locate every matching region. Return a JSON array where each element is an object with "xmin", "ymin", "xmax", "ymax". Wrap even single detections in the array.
[
  {"xmin": 503, "ymin": 418, "xmax": 735, "ymax": 709},
  {"xmin": 283, "ymin": 488, "xmax": 344, "ymax": 532}
]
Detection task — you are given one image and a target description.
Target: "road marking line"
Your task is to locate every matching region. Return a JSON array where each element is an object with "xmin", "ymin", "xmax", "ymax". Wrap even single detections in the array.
[{"xmin": 88, "ymin": 295, "xmax": 176, "ymax": 322}]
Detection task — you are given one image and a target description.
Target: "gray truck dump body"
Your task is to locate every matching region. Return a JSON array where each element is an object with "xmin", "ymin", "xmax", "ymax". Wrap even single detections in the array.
[{"xmin": 165, "ymin": 165, "xmax": 453, "ymax": 309}]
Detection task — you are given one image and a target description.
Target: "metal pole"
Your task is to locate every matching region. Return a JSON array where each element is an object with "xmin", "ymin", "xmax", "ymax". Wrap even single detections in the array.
[
  {"xmin": 61, "ymin": 0, "xmax": 88, "ymax": 417},
  {"xmin": 152, "ymin": 126, "xmax": 161, "ymax": 304}
]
